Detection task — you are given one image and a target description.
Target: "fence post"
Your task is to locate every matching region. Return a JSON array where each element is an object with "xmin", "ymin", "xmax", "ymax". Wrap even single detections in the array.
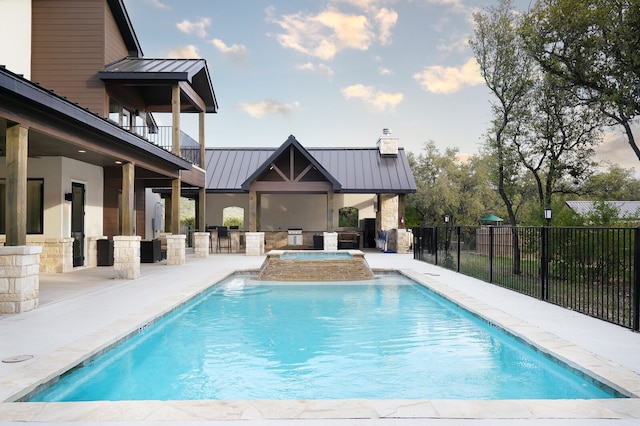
[
  {"xmin": 540, "ymin": 226, "xmax": 548, "ymax": 301},
  {"xmin": 456, "ymin": 226, "xmax": 461, "ymax": 273},
  {"xmin": 434, "ymin": 226, "xmax": 439, "ymax": 266},
  {"xmin": 633, "ymin": 226, "xmax": 640, "ymax": 331},
  {"xmin": 489, "ymin": 226, "xmax": 494, "ymax": 283}
]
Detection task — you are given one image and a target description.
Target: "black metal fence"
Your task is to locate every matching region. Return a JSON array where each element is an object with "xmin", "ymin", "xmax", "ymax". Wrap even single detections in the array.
[{"xmin": 413, "ymin": 225, "xmax": 640, "ymax": 331}]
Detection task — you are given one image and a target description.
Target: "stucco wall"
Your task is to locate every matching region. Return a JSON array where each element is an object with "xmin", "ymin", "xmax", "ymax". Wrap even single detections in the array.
[
  {"xmin": 205, "ymin": 193, "xmax": 377, "ymax": 231},
  {"xmin": 61, "ymin": 157, "xmax": 104, "ymax": 241},
  {"xmin": 0, "ymin": 0, "xmax": 31, "ymax": 78},
  {"xmin": 0, "ymin": 156, "xmax": 103, "ymax": 265}
]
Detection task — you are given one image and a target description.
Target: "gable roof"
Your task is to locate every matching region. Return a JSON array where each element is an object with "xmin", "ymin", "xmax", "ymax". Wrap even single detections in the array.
[
  {"xmin": 566, "ymin": 201, "xmax": 640, "ymax": 218},
  {"xmin": 99, "ymin": 58, "xmax": 218, "ymax": 113},
  {"xmin": 205, "ymin": 136, "xmax": 417, "ymax": 194},
  {"xmin": 240, "ymin": 135, "xmax": 341, "ymax": 191}
]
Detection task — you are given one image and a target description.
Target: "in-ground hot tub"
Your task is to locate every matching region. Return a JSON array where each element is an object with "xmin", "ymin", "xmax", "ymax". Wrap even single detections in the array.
[{"xmin": 255, "ymin": 250, "xmax": 376, "ymax": 281}]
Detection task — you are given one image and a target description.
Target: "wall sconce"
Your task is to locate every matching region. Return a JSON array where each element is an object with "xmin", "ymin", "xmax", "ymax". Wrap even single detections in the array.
[
  {"xmin": 64, "ymin": 192, "xmax": 73, "ymax": 202},
  {"xmin": 544, "ymin": 208, "xmax": 552, "ymax": 225}
]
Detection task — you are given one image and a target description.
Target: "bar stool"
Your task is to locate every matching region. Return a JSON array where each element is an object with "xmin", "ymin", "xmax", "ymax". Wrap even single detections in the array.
[{"xmin": 217, "ymin": 226, "xmax": 230, "ymax": 253}]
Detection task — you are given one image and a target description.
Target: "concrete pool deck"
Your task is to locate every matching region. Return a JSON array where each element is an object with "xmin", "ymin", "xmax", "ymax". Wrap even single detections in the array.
[{"xmin": 0, "ymin": 251, "xmax": 640, "ymax": 425}]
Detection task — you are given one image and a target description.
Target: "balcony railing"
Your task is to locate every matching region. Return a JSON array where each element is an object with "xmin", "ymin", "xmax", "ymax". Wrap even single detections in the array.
[{"xmin": 130, "ymin": 126, "xmax": 200, "ymax": 166}]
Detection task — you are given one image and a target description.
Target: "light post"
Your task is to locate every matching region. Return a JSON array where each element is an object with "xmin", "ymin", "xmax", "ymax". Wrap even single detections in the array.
[
  {"xmin": 544, "ymin": 208, "xmax": 552, "ymax": 226},
  {"xmin": 444, "ymin": 215, "xmax": 450, "ymax": 225}
]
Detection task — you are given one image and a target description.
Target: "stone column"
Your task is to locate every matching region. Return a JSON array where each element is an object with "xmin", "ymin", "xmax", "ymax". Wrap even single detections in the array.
[
  {"xmin": 193, "ymin": 232, "xmax": 209, "ymax": 258},
  {"xmin": 245, "ymin": 232, "xmax": 265, "ymax": 256},
  {"xmin": 166, "ymin": 234, "xmax": 186, "ymax": 265},
  {"xmin": 323, "ymin": 232, "xmax": 338, "ymax": 251},
  {"xmin": 380, "ymin": 194, "xmax": 399, "ymax": 231},
  {"xmin": 113, "ymin": 235, "xmax": 141, "ymax": 279},
  {"xmin": 0, "ymin": 245, "xmax": 41, "ymax": 313}
]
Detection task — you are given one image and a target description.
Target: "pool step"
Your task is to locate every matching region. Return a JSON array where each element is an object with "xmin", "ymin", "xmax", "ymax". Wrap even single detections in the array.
[{"xmin": 255, "ymin": 251, "xmax": 376, "ymax": 281}]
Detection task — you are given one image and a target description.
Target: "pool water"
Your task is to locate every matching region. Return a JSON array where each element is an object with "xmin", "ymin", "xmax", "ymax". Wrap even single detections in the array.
[
  {"xmin": 29, "ymin": 274, "xmax": 618, "ymax": 401},
  {"xmin": 279, "ymin": 251, "xmax": 353, "ymax": 260}
]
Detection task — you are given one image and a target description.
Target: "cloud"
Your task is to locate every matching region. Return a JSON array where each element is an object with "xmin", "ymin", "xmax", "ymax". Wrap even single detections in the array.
[
  {"xmin": 176, "ymin": 18, "xmax": 211, "ymax": 38},
  {"xmin": 374, "ymin": 7, "xmax": 397, "ymax": 45},
  {"xmin": 146, "ymin": 0, "xmax": 170, "ymax": 10},
  {"xmin": 595, "ymin": 130, "xmax": 640, "ymax": 176},
  {"xmin": 209, "ymin": 38, "xmax": 248, "ymax": 63},
  {"xmin": 296, "ymin": 62, "xmax": 335, "ymax": 79},
  {"xmin": 413, "ymin": 57, "xmax": 484, "ymax": 94},
  {"xmin": 342, "ymin": 84, "xmax": 403, "ymax": 111},
  {"xmin": 267, "ymin": 5, "xmax": 397, "ymax": 60},
  {"xmin": 167, "ymin": 44, "xmax": 201, "ymax": 59},
  {"xmin": 378, "ymin": 66, "xmax": 392, "ymax": 75},
  {"xmin": 238, "ymin": 100, "xmax": 301, "ymax": 118}
]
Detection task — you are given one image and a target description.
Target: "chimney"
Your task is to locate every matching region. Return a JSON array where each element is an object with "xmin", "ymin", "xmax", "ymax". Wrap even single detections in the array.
[{"xmin": 377, "ymin": 128, "xmax": 398, "ymax": 156}]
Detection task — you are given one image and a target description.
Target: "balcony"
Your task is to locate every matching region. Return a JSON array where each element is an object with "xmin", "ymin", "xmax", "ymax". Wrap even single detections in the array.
[{"xmin": 130, "ymin": 126, "xmax": 200, "ymax": 166}]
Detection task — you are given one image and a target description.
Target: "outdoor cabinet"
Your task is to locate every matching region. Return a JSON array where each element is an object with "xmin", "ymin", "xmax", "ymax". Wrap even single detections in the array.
[
  {"xmin": 140, "ymin": 239, "xmax": 162, "ymax": 263},
  {"xmin": 97, "ymin": 239, "xmax": 114, "ymax": 266}
]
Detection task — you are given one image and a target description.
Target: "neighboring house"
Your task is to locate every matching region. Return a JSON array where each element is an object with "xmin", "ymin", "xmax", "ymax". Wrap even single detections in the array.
[
  {"xmin": 565, "ymin": 201, "xmax": 640, "ymax": 222},
  {"xmin": 0, "ymin": 0, "xmax": 217, "ymax": 312},
  {"xmin": 203, "ymin": 133, "xmax": 417, "ymax": 251}
]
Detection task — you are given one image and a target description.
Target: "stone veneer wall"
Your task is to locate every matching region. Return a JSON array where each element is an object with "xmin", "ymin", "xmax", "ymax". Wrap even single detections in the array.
[
  {"xmin": 113, "ymin": 236, "xmax": 140, "ymax": 279},
  {"xmin": 166, "ymin": 234, "xmax": 186, "ymax": 265},
  {"xmin": 379, "ymin": 194, "xmax": 399, "ymax": 231},
  {"xmin": 193, "ymin": 232, "xmax": 210, "ymax": 258},
  {"xmin": 0, "ymin": 236, "xmax": 73, "ymax": 273},
  {"xmin": 255, "ymin": 250, "xmax": 375, "ymax": 281},
  {"xmin": 0, "ymin": 245, "xmax": 42, "ymax": 313}
]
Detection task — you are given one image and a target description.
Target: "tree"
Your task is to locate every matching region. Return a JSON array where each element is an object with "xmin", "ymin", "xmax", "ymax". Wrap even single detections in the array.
[
  {"xmin": 521, "ymin": 0, "xmax": 640, "ymax": 161},
  {"xmin": 406, "ymin": 141, "xmax": 498, "ymax": 226},
  {"xmin": 515, "ymin": 73, "xmax": 602, "ymax": 211},
  {"xmin": 470, "ymin": 0, "xmax": 536, "ymax": 228},
  {"xmin": 470, "ymin": 0, "xmax": 536, "ymax": 274},
  {"xmin": 580, "ymin": 165, "xmax": 640, "ymax": 200}
]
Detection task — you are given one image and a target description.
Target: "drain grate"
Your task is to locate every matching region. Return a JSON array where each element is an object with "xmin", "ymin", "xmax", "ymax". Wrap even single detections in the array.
[{"xmin": 2, "ymin": 355, "xmax": 33, "ymax": 363}]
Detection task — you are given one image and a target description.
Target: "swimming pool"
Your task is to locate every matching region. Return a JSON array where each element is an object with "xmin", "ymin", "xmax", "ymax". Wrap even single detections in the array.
[{"xmin": 27, "ymin": 273, "xmax": 620, "ymax": 402}]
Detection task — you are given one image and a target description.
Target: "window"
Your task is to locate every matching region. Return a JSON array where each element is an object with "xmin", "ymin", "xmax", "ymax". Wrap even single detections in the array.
[
  {"xmin": 0, "ymin": 179, "xmax": 44, "ymax": 234},
  {"xmin": 339, "ymin": 207, "xmax": 358, "ymax": 228},
  {"xmin": 223, "ymin": 206, "xmax": 244, "ymax": 229}
]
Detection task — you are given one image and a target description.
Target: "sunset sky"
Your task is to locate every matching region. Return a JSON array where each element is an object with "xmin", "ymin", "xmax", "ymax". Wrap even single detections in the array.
[{"xmin": 123, "ymin": 0, "xmax": 637, "ymax": 172}]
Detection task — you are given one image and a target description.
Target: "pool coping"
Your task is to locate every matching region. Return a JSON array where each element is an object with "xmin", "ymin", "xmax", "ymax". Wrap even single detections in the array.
[{"xmin": 1, "ymin": 267, "xmax": 640, "ymax": 422}]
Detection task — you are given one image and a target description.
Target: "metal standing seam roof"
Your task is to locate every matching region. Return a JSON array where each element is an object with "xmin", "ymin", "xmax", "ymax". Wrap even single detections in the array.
[
  {"xmin": 99, "ymin": 57, "xmax": 218, "ymax": 113},
  {"xmin": 565, "ymin": 201, "xmax": 640, "ymax": 218},
  {"xmin": 204, "ymin": 146, "xmax": 417, "ymax": 193}
]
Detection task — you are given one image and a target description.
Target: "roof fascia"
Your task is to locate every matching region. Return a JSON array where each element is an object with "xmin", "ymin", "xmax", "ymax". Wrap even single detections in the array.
[{"xmin": 0, "ymin": 68, "xmax": 190, "ymax": 169}]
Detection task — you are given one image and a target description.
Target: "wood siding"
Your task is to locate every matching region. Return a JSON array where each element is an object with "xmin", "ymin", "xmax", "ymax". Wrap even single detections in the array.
[{"xmin": 31, "ymin": 0, "xmax": 128, "ymax": 118}]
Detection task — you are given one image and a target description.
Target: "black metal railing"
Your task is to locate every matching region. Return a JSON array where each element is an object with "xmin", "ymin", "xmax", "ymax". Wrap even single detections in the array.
[
  {"xmin": 130, "ymin": 126, "xmax": 201, "ymax": 166},
  {"xmin": 413, "ymin": 225, "xmax": 640, "ymax": 331}
]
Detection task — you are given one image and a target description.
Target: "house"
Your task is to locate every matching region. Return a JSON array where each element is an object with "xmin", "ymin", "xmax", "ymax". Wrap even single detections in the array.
[
  {"xmin": 202, "ymin": 132, "xmax": 417, "ymax": 253},
  {"xmin": 565, "ymin": 201, "xmax": 640, "ymax": 223},
  {"xmin": 0, "ymin": 0, "xmax": 217, "ymax": 312}
]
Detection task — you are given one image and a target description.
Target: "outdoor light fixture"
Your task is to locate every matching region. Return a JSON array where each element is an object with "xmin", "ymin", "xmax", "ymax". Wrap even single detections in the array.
[
  {"xmin": 444, "ymin": 215, "xmax": 450, "ymax": 224},
  {"xmin": 544, "ymin": 208, "xmax": 552, "ymax": 225}
]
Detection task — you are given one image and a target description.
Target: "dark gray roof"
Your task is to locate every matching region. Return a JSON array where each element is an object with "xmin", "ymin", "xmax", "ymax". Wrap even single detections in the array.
[
  {"xmin": 99, "ymin": 58, "xmax": 218, "ymax": 113},
  {"xmin": 205, "ymin": 143, "xmax": 417, "ymax": 194}
]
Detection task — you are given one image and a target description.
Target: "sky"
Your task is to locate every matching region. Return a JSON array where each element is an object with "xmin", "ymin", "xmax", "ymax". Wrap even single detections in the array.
[{"xmin": 123, "ymin": 0, "xmax": 638, "ymax": 172}]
